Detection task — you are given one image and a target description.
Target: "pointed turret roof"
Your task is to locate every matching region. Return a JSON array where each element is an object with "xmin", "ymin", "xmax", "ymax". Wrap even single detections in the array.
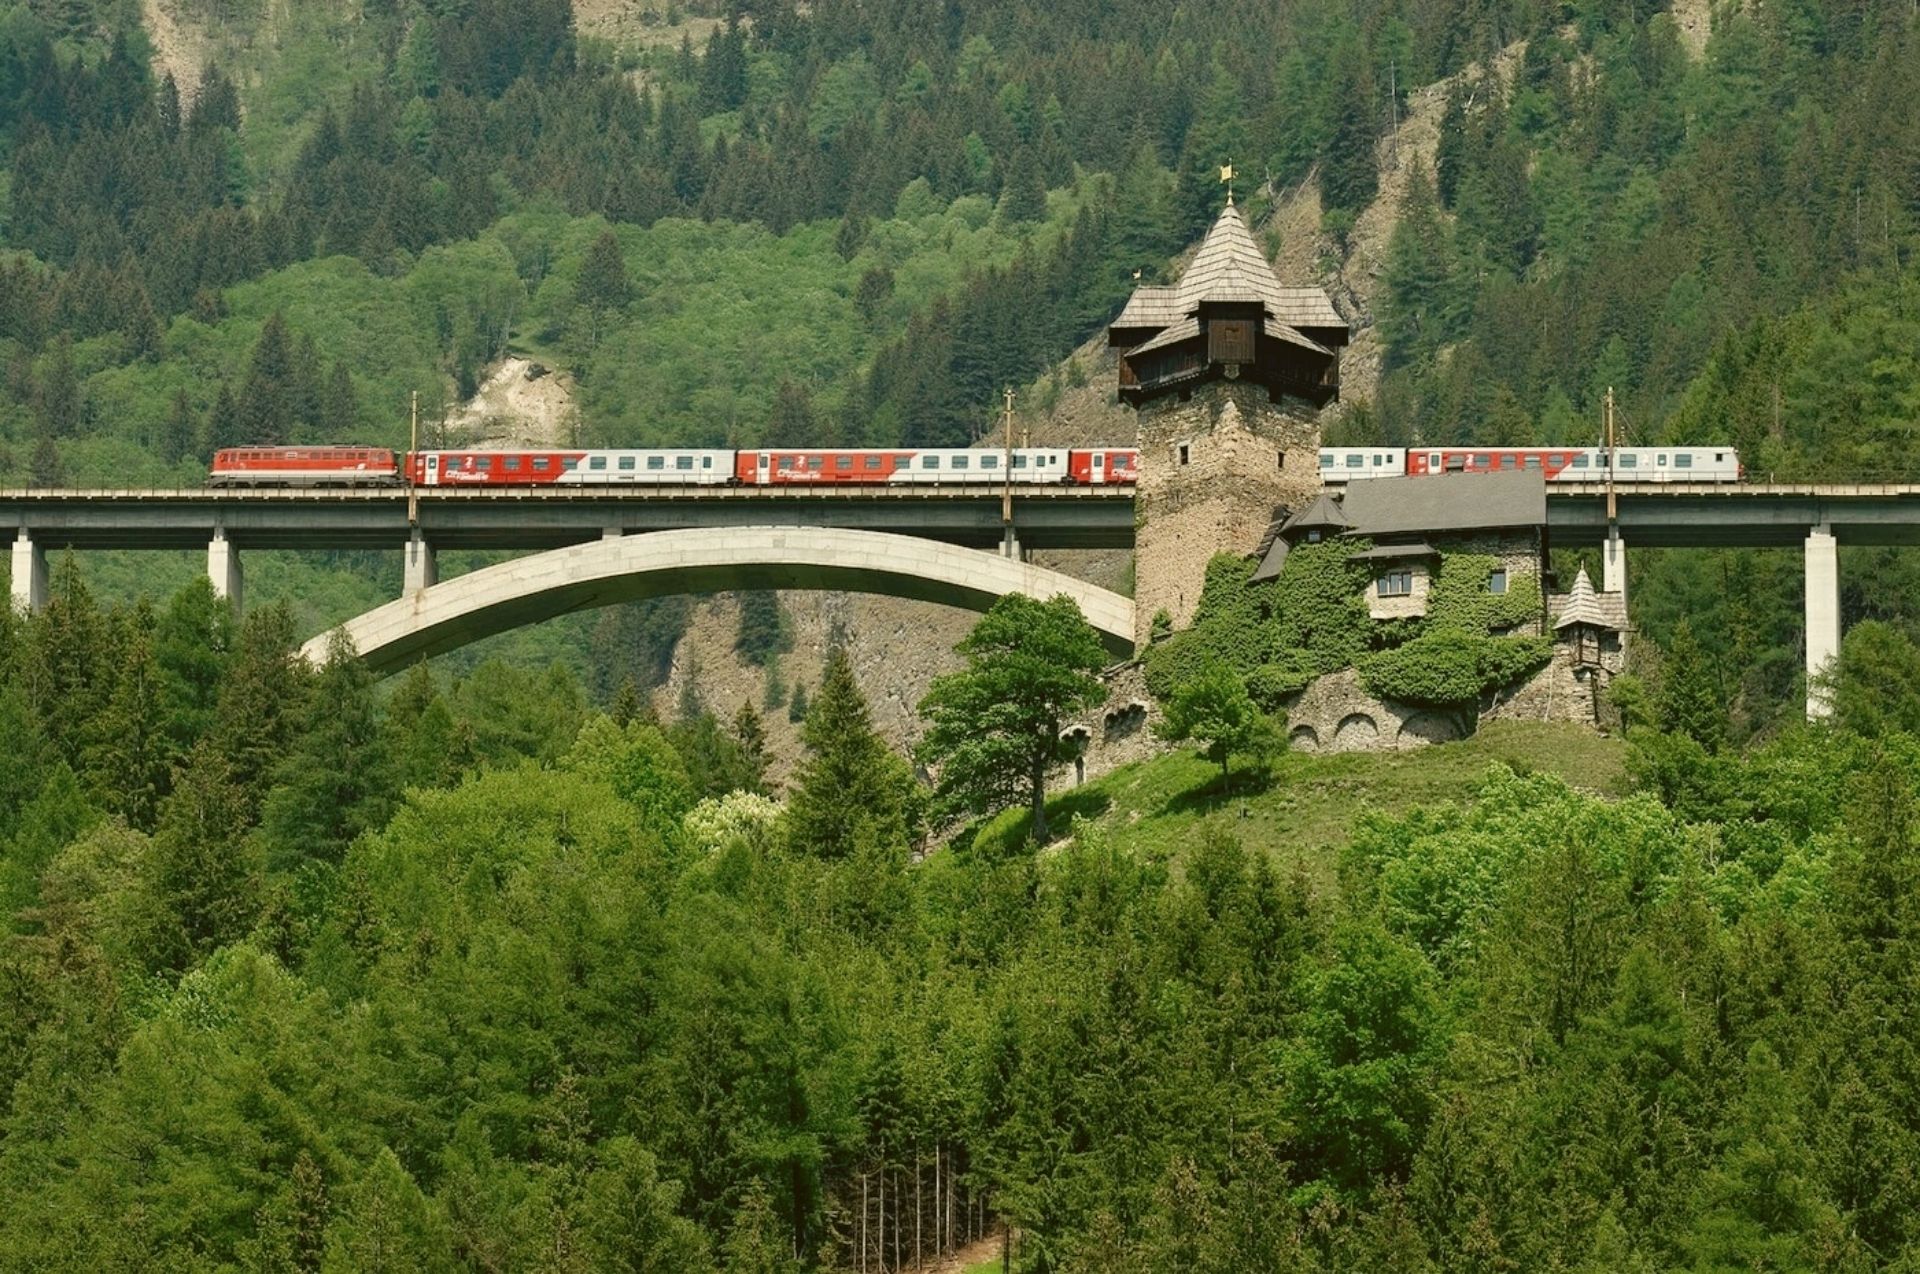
[
  {"xmin": 1553, "ymin": 567, "xmax": 1628, "ymax": 632},
  {"xmin": 1112, "ymin": 204, "xmax": 1346, "ymax": 332},
  {"xmin": 1281, "ymin": 491, "xmax": 1352, "ymax": 535}
]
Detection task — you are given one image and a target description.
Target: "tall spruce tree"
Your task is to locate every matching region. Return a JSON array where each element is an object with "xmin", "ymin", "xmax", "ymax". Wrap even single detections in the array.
[
  {"xmin": 786, "ymin": 646, "xmax": 907, "ymax": 858},
  {"xmin": 261, "ymin": 630, "xmax": 395, "ymax": 869}
]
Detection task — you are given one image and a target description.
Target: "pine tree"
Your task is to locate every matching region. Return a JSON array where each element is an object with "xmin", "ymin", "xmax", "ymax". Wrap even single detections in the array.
[
  {"xmin": 138, "ymin": 741, "xmax": 261, "ymax": 971},
  {"xmin": 84, "ymin": 604, "xmax": 172, "ymax": 832},
  {"xmin": 261, "ymin": 630, "xmax": 395, "ymax": 869},
  {"xmin": 29, "ymin": 431, "xmax": 65, "ymax": 487},
  {"xmin": 1657, "ymin": 620, "xmax": 1727, "ymax": 752},
  {"xmin": 201, "ymin": 382, "xmax": 242, "ymax": 459},
  {"xmin": 208, "ymin": 603, "xmax": 311, "ymax": 825},
  {"xmin": 787, "ymin": 680, "xmax": 809, "ymax": 723},
  {"xmin": 732, "ymin": 699, "xmax": 769, "ymax": 795},
  {"xmin": 786, "ymin": 647, "xmax": 906, "ymax": 858},
  {"xmin": 238, "ymin": 312, "xmax": 298, "ymax": 445},
  {"xmin": 996, "ymin": 145, "xmax": 1048, "ymax": 225},
  {"xmin": 575, "ymin": 228, "xmax": 631, "ymax": 345},
  {"xmin": 158, "ymin": 388, "xmax": 197, "ymax": 465},
  {"xmin": 1322, "ymin": 39, "xmax": 1380, "ymax": 217},
  {"xmin": 36, "ymin": 334, "xmax": 81, "ymax": 439},
  {"xmin": 766, "ymin": 380, "xmax": 817, "ymax": 446},
  {"xmin": 1381, "ymin": 164, "xmax": 1457, "ymax": 372},
  {"xmin": 154, "ymin": 574, "xmax": 234, "ymax": 756},
  {"xmin": 735, "ymin": 591, "xmax": 790, "ymax": 665}
]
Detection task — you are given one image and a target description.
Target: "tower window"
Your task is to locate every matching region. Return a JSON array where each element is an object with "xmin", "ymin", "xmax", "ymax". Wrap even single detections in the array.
[
  {"xmin": 1488, "ymin": 569, "xmax": 1508, "ymax": 595},
  {"xmin": 1277, "ymin": 451, "xmax": 1286, "ymax": 469},
  {"xmin": 1178, "ymin": 443, "xmax": 1191, "ymax": 466}
]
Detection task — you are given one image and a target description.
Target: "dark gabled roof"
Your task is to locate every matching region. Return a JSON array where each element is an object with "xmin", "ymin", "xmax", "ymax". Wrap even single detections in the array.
[
  {"xmin": 1348, "ymin": 541, "xmax": 1437, "ymax": 562},
  {"xmin": 1281, "ymin": 492, "xmax": 1351, "ymax": 535},
  {"xmin": 1250, "ymin": 537, "xmax": 1290, "ymax": 583},
  {"xmin": 1338, "ymin": 470, "xmax": 1546, "ymax": 537}
]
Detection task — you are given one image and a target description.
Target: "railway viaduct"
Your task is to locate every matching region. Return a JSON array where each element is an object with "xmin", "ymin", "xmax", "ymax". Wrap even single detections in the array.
[{"xmin": 8, "ymin": 481, "xmax": 1920, "ymax": 717}]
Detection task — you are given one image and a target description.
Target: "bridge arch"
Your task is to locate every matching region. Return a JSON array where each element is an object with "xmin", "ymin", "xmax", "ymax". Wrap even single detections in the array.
[{"xmin": 304, "ymin": 526, "xmax": 1136, "ymax": 675}]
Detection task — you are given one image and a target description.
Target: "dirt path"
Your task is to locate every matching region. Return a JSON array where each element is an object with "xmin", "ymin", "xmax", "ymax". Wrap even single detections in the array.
[{"xmin": 915, "ymin": 1228, "xmax": 1007, "ymax": 1274}]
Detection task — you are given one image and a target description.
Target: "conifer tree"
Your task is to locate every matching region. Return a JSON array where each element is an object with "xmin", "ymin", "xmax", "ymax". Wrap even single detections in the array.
[
  {"xmin": 735, "ymin": 591, "xmax": 789, "ymax": 665},
  {"xmin": 1656, "ymin": 621, "xmax": 1727, "ymax": 752},
  {"xmin": 786, "ymin": 647, "xmax": 906, "ymax": 858},
  {"xmin": 261, "ymin": 630, "xmax": 395, "ymax": 868},
  {"xmin": 996, "ymin": 145, "xmax": 1048, "ymax": 225},
  {"xmin": 575, "ymin": 228, "xmax": 631, "ymax": 345},
  {"xmin": 732, "ymin": 699, "xmax": 769, "ymax": 795},
  {"xmin": 158, "ymin": 388, "xmax": 197, "ymax": 465},
  {"xmin": 154, "ymin": 575, "xmax": 234, "ymax": 756},
  {"xmin": 766, "ymin": 380, "xmax": 817, "ymax": 447},
  {"xmin": 1321, "ymin": 39, "xmax": 1380, "ymax": 217},
  {"xmin": 208, "ymin": 603, "xmax": 311, "ymax": 825},
  {"xmin": 84, "ymin": 604, "xmax": 172, "ymax": 832},
  {"xmin": 238, "ymin": 312, "xmax": 299, "ymax": 445},
  {"xmin": 138, "ymin": 741, "xmax": 260, "ymax": 971},
  {"xmin": 202, "ymin": 382, "xmax": 243, "ymax": 459}
]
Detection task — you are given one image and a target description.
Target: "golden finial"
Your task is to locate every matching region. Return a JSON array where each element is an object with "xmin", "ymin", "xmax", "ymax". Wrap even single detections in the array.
[{"xmin": 1220, "ymin": 162, "xmax": 1235, "ymax": 205}]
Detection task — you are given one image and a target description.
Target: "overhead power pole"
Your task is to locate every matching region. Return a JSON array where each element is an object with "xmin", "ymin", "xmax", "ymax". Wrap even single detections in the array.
[{"xmin": 1001, "ymin": 386, "xmax": 1017, "ymax": 558}]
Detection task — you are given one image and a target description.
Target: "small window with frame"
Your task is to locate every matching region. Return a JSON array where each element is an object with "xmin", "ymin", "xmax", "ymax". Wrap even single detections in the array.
[
  {"xmin": 1377, "ymin": 570, "xmax": 1414, "ymax": 598},
  {"xmin": 1488, "ymin": 569, "xmax": 1508, "ymax": 595}
]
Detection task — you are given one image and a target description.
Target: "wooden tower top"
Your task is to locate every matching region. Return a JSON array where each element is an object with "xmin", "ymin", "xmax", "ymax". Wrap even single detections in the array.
[{"xmin": 1109, "ymin": 203, "xmax": 1348, "ymax": 407}]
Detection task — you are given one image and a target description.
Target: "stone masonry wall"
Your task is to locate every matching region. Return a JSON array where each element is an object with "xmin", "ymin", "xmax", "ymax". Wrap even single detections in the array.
[{"xmin": 1132, "ymin": 383, "xmax": 1326, "ymax": 644}]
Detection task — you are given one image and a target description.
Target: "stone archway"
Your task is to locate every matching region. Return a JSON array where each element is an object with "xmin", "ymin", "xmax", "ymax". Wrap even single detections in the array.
[
  {"xmin": 1397, "ymin": 711, "xmax": 1463, "ymax": 748},
  {"xmin": 1332, "ymin": 712, "xmax": 1380, "ymax": 752},
  {"xmin": 1288, "ymin": 724, "xmax": 1321, "ymax": 753}
]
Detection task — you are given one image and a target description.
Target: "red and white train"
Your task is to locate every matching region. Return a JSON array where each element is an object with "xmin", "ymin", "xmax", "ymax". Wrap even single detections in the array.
[
  {"xmin": 208, "ymin": 446, "xmax": 1140, "ymax": 488},
  {"xmin": 1320, "ymin": 446, "xmax": 1742, "ymax": 483}
]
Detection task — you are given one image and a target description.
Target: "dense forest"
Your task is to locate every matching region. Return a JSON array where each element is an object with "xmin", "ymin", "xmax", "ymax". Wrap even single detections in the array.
[{"xmin": 12, "ymin": 521, "xmax": 1920, "ymax": 1269}]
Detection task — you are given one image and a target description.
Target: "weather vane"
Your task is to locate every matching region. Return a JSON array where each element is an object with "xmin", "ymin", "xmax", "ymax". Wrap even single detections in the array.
[{"xmin": 1220, "ymin": 162, "xmax": 1235, "ymax": 205}]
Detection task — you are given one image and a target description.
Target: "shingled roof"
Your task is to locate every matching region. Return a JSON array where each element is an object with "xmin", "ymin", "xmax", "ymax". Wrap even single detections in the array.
[
  {"xmin": 1173, "ymin": 204, "xmax": 1345, "ymax": 328},
  {"xmin": 1553, "ymin": 568, "xmax": 1629, "ymax": 632}
]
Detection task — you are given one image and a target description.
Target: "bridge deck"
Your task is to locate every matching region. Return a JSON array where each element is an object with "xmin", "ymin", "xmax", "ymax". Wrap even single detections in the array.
[
  {"xmin": 0, "ymin": 484, "xmax": 1136, "ymax": 552},
  {"xmin": 1547, "ymin": 483, "xmax": 1920, "ymax": 547}
]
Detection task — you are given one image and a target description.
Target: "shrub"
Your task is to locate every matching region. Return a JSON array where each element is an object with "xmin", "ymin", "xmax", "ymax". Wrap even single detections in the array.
[{"xmin": 1359, "ymin": 633, "xmax": 1552, "ymax": 707}]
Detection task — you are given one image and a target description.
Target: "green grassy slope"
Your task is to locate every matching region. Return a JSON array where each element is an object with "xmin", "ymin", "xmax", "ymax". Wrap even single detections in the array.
[{"xmin": 978, "ymin": 722, "xmax": 1627, "ymax": 879}]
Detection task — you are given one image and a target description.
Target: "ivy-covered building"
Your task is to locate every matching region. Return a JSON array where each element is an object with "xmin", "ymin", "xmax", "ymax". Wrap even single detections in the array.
[{"xmin": 1257, "ymin": 469, "xmax": 1549, "ymax": 633}]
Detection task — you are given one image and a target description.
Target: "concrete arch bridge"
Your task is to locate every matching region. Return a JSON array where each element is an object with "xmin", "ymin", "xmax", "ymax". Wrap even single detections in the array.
[{"xmin": 300, "ymin": 526, "xmax": 1136, "ymax": 675}]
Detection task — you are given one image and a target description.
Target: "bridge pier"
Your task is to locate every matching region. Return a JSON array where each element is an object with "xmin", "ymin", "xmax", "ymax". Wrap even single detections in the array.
[
  {"xmin": 1602, "ymin": 531, "xmax": 1627, "ymax": 598},
  {"xmin": 404, "ymin": 531, "xmax": 437, "ymax": 594},
  {"xmin": 208, "ymin": 529, "xmax": 243, "ymax": 611},
  {"xmin": 1805, "ymin": 522, "xmax": 1840, "ymax": 719},
  {"xmin": 10, "ymin": 530, "xmax": 46, "ymax": 614}
]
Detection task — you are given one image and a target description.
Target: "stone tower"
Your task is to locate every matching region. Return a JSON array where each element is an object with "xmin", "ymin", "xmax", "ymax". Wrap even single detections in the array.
[{"xmin": 1110, "ymin": 200, "xmax": 1349, "ymax": 643}]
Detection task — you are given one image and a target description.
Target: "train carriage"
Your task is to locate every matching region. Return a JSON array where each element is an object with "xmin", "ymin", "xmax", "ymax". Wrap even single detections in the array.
[
  {"xmin": 208, "ymin": 447, "xmax": 401, "ymax": 488},
  {"xmin": 406, "ymin": 449, "xmax": 736, "ymax": 486}
]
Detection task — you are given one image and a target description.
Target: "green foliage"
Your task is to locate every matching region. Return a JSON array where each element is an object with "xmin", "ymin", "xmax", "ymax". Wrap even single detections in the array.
[
  {"xmin": 1424, "ymin": 554, "xmax": 1541, "ymax": 635},
  {"xmin": 1359, "ymin": 632, "xmax": 1552, "ymax": 707},
  {"xmin": 1154, "ymin": 663, "xmax": 1282, "ymax": 782},
  {"xmin": 1656, "ymin": 620, "xmax": 1728, "ymax": 752},
  {"xmin": 787, "ymin": 646, "xmax": 912, "ymax": 859},
  {"xmin": 917, "ymin": 594, "xmax": 1107, "ymax": 843}
]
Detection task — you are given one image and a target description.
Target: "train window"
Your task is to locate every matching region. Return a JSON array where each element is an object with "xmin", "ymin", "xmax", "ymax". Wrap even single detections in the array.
[
  {"xmin": 1346, "ymin": 455, "xmax": 1363, "ymax": 468},
  {"xmin": 982, "ymin": 455, "xmax": 998, "ymax": 469},
  {"xmin": 1657, "ymin": 454, "xmax": 1669, "ymax": 466},
  {"xmin": 618, "ymin": 456, "xmax": 635, "ymax": 470},
  {"xmin": 562, "ymin": 458, "xmax": 579, "ymax": 471},
  {"xmin": 703, "ymin": 456, "xmax": 713, "ymax": 468},
  {"xmin": 1572, "ymin": 454, "xmax": 1589, "ymax": 468},
  {"xmin": 589, "ymin": 456, "xmax": 607, "ymax": 470},
  {"xmin": 865, "ymin": 456, "xmax": 882, "ymax": 470},
  {"xmin": 835, "ymin": 456, "xmax": 853, "ymax": 471},
  {"xmin": 1429, "ymin": 453, "xmax": 1440, "ymax": 467},
  {"xmin": 1320, "ymin": 453, "xmax": 1334, "ymax": 468},
  {"xmin": 1619, "ymin": 454, "xmax": 1637, "ymax": 468},
  {"xmin": 1524, "ymin": 456, "xmax": 1541, "ymax": 469},
  {"xmin": 1489, "ymin": 569, "xmax": 1508, "ymax": 595},
  {"xmin": 777, "ymin": 457, "xmax": 793, "ymax": 472},
  {"xmin": 807, "ymin": 457, "xmax": 823, "ymax": 471},
  {"xmin": 533, "ymin": 458, "xmax": 551, "ymax": 471},
  {"xmin": 1675, "ymin": 453, "xmax": 1693, "ymax": 468},
  {"xmin": 1716, "ymin": 452, "xmax": 1726, "ymax": 462},
  {"xmin": 952, "ymin": 455, "xmax": 970, "ymax": 470},
  {"xmin": 427, "ymin": 455, "xmax": 439, "ymax": 469},
  {"xmin": 647, "ymin": 456, "xmax": 665, "ymax": 470},
  {"xmin": 1013, "ymin": 455, "xmax": 1028, "ymax": 468},
  {"xmin": 676, "ymin": 456, "xmax": 693, "ymax": 470},
  {"xmin": 922, "ymin": 455, "xmax": 939, "ymax": 469}
]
